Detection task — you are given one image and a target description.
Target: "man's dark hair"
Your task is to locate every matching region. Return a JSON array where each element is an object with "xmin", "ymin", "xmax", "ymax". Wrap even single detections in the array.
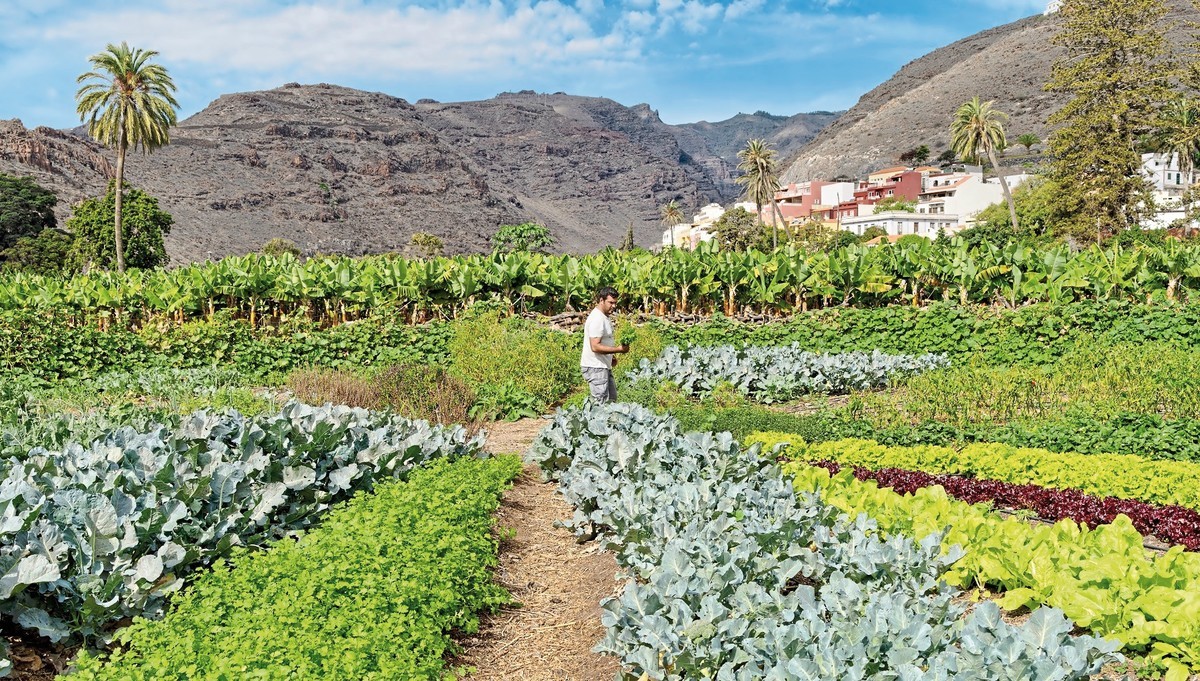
[{"xmin": 596, "ymin": 286, "xmax": 619, "ymax": 301}]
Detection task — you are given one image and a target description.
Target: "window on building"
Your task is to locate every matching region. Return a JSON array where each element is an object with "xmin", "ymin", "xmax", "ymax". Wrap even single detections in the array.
[{"xmin": 887, "ymin": 190, "xmax": 894, "ymax": 196}]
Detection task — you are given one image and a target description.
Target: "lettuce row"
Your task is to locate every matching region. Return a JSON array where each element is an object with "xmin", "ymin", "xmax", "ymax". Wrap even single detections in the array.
[
  {"xmin": 806, "ymin": 458, "xmax": 1200, "ymax": 551},
  {"xmin": 783, "ymin": 460, "xmax": 1200, "ymax": 677},
  {"xmin": 0, "ymin": 401, "xmax": 484, "ymax": 674},
  {"xmin": 627, "ymin": 345, "xmax": 949, "ymax": 402},
  {"xmin": 67, "ymin": 455, "xmax": 523, "ymax": 679},
  {"xmin": 529, "ymin": 403, "xmax": 1118, "ymax": 680},
  {"xmin": 748, "ymin": 433, "xmax": 1200, "ymax": 513}
]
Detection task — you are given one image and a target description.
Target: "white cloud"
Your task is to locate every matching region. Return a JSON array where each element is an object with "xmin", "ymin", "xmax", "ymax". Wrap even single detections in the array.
[
  {"xmin": 724, "ymin": 0, "xmax": 765, "ymax": 21},
  {"xmin": 43, "ymin": 0, "xmax": 642, "ymax": 77}
]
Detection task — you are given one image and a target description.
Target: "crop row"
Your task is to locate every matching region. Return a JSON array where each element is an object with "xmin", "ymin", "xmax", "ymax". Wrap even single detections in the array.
[
  {"xmin": 66, "ymin": 455, "xmax": 522, "ymax": 679},
  {"xmin": 805, "ymin": 460, "xmax": 1200, "ymax": 550},
  {"xmin": 0, "ymin": 402, "xmax": 483, "ymax": 675},
  {"xmin": 529, "ymin": 403, "xmax": 1117, "ymax": 679},
  {"xmin": 4, "ymin": 240, "xmax": 1200, "ymax": 323},
  {"xmin": 783, "ymin": 461, "xmax": 1200, "ymax": 677},
  {"xmin": 628, "ymin": 345, "xmax": 948, "ymax": 402},
  {"xmin": 748, "ymin": 434, "xmax": 1200, "ymax": 513},
  {"xmin": 657, "ymin": 402, "xmax": 1200, "ymax": 464}
]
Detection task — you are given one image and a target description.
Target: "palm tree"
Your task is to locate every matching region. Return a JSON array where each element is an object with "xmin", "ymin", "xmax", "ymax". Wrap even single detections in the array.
[
  {"xmin": 661, "ymin": 200, "xmax": 685, "ymax": 249},
  {"xmin": 1155, "ymin": 96, "xmax": 1200, "ymax": 187},
  {"xmin": 76, "ymin": 42, "xmax": 178, "ymax": 273},
  {"xmin": 736, "ymin": 139, "xmax": 785, "ymax": 249},
  {"xmin": 1016, "ymin": 133, "xmax": 1041, "ymax": 153},
  {"xmin": 951, "ymin": 97, "xmax": 1018, "ymax": 232}
]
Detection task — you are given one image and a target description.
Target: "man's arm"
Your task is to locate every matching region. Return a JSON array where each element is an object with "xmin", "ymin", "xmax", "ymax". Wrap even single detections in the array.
[{"xmin": 590, "ymin": 337, "xmax": 628, "ymax": 355}]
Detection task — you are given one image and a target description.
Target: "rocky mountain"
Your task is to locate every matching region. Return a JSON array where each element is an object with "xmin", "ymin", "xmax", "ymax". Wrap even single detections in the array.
[
  {"xmin": 670, "ymin": 110, "xmax": 843, "ymax": 195},
  {"xmin": 782, "ymin": 0, "xmax": 1200, "ymax": 183},
  {"xmin": 0, "ymin": 85, "xmax": 837, "ymax": 263}
]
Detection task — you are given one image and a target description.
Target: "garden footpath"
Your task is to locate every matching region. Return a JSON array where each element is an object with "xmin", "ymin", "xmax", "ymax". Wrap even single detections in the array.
[{"xmin": 456, "ymin": 419, "xmax": 622, "ymax": 680}]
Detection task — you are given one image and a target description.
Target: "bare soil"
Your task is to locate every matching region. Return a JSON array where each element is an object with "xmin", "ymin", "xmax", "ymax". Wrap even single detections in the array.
[{"xmin": 454, "ymin": 419, "xmax": 623, "ymax": 680}]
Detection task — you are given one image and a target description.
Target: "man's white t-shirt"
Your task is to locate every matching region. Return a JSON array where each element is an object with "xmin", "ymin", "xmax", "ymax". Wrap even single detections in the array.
[{"xmin": 581, "ymin": 308, "xmax": 615, "ymax": 369}]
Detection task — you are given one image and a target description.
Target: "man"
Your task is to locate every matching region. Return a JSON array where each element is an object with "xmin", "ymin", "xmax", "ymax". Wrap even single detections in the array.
[{"xmin": 580, "ymin": 287, "xmax": 629, "ymax": 403}]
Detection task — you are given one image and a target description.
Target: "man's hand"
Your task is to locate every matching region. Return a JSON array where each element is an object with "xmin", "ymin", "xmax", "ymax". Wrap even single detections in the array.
[{"xmin": 619, "ymin": 344, "xmax": 630, "ymax": 354}]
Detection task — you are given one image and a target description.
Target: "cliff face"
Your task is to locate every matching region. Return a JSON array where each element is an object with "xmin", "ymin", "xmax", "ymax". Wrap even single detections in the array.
[
  {"xmin": 0, "ymin": 83, "xmax": 840, "ymax": 262},
  {"xmin": 782, "ymin": 1, "xmax": 1200, "ymax": 183}
]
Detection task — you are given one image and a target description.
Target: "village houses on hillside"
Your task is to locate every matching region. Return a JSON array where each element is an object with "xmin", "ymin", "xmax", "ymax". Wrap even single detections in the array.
[{"xmin": 663, "ymin": 153, "xmax": 1192, "ymax": 248}]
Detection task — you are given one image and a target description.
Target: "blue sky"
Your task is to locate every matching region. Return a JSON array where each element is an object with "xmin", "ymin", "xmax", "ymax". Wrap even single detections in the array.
[{"xmin": 2, "ymin": 0, "xmax": 1050, "ymax": 129}]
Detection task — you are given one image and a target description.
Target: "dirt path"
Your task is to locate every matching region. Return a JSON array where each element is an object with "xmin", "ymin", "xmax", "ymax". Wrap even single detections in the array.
[{"xmin": 455, "ymin": 419, "xmax": 623, "ymax": 681}]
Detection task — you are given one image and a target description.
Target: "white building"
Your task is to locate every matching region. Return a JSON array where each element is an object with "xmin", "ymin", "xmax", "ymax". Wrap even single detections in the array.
[
  {"xmin": 1143, "ymin": 152, "xmax": 1189, "ymax": 198},
  {"xmin": 1141, "ymin": 152, "xmax": 1193, "ymax": 229},
  {"xmin": 840, "ymin": 211, "xmax": 962, "ymax": 239},
  {"xmin": 916, "ymin": 169, "xmax": 1030, "ymax": 227},
  {"xmin": 662, "ymin": 201, "xmax": 760, "ymax": 249}
]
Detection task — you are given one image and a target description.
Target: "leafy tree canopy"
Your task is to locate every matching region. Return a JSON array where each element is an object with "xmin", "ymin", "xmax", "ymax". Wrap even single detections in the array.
[
  {"xmin": 711, "ymin": 207, "xmax": 765, "ymax": 251},
  {"xmin": 972, "ymin": 176, "xmax": 1077, "ymax": 241},
  {"xmin": 68, "ymin": 182, "xmax": 173, "ymax": 270},
  {"xmin": 0, "ymin": 173, "xmax": 58, "ymax": 251},
  {"xmin": 1, "ymin": 228, "xmax": 73, "ymax": 276},
  {"xmin": 491, "ymin": 222, "xmax": 553, "ymax": 254}
]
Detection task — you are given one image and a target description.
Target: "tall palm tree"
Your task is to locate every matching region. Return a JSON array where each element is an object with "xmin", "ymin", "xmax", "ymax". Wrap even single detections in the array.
[
  {"xmin": 661, "ymin": 200, "xmax": 685, "ymax": 248},
  {"xmin": 736, "ymin": 139, "xmax": 785, "ymax": 249},
  {"xmin": 76, "ymin": 42, "xmax": 178, "ymax": 273},
  {"xmin": 1155, "ymin": 96, "xmax": 1200, "ymax": 186},
  {"xmin": 951, "ymin": 97, "xmax": 1018, "ymax": 232}
]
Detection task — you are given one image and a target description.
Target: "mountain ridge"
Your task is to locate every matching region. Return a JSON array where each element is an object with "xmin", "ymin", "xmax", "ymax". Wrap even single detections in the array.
[{"xmin": 0, "ymin": 85, "xmax": 836, "ymax": 262}]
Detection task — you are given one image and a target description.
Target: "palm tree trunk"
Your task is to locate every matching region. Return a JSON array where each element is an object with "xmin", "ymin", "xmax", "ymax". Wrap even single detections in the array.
[
  {"xmin": 114, "ymin": 137, "xmax": 127, "ymax": 273},
  {"xmin": 771, "ymin": 200, "xmax": 786, "ymax": 250},
  {"xmin": 987, "ymin": 146, "xmax": 1018, "ymax": 233}
]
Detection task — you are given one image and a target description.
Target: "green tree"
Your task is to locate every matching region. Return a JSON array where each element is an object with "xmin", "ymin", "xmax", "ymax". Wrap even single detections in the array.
[
  {"xmin": 873, "ymin": 196, "xmax": 917, "ymax": 213},
  {"xmin": 407, "ymin": 231, "xmax": 444, "ymax": 258},
  {"xmin": 900, "ymin": 145, "xmax": 931, "ymax": 166},
  {"xmin": 68, "ymin": 182, "xmax": 173, "ymax": 270},
  {"xmin": 861, "ymin": 226, "xmax": 888, "ymax": 242},
  {"xmin": 951, "ymin": 97, "xmax": 1019, "ymax": 233},
  {"xmin": 619, "ymin": 223, "xmax": 635, "ymax": 251},
  {"xmin": 0, "ymin": 229, "xmax": 73, "ymax": 275},
  {"xmin": 710, "ymin": 207, "xmax": 763, "ymax": 251},
  {"xmin": 0, "ymin": 173, "xmax": 58, "ymax": 250},
  {"xmin": 491, "ymin": 222, "xmax": 553, "ymax": 254},
  {"xmin": 660, "ymin": 200, "xmax": 685, "ymax": 248},
  {"xmin": 736, "ymin": 139, "xmax": 785, "ymax": 248},
  {"xmin": 936, "ymin": 150, "xmax": 957, "ymax": 166},
  {"xmin": 970, "ymin": 176, "xmax": 1078, "ymax": 241},
  {"xmin": 1045, "ymin": 0, "xmax": 1171, "ymax": 241},
  {"xmin": 75, "ymin": 42, "xmax": 178, "ymax": 273}
]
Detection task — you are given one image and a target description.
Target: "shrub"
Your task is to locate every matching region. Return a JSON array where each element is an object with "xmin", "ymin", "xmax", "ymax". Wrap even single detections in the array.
[
  {"xmin": 285, "ymin": 367, "xmax": 380, "ymax": 409},
  {"xmin": 448, "ymin": 311, "xmax": 577, "ymax": 408},
  {"xmin": 260, "ymin": 237, "xmax": 301, "ymax": 258},
  {"xmin": 375, "ymin": 363, "xmax": 476, "ymax": 425}
]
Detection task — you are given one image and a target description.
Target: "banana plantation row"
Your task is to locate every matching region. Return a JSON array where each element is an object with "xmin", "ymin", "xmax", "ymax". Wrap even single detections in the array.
[{"xmin": 2, "ymin": 239, "xmax": 1198, "ymax": 325}]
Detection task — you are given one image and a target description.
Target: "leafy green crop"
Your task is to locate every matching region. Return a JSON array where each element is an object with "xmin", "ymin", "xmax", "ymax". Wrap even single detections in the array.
[
  {"xmin": 68, "ymin": 455, "xmax": 522, "ymax": 680},
  {"xmin": 783, "ymin": 460, "xmax": 1200, "ymax": 677},
  {"xmin": 750, "ymin": 434, "xmax": 1200, "ymax": 512},
  {"xmin": 528, "ymin": 403, "xmax": 1119, "ymax": 679},
  {"xmin": 629, "ymin": 345, "xmax": 947, "ymax": 402},
  {"xmin": 0, "ymin": 402, "xmax": 484, "ymax": 672}
]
